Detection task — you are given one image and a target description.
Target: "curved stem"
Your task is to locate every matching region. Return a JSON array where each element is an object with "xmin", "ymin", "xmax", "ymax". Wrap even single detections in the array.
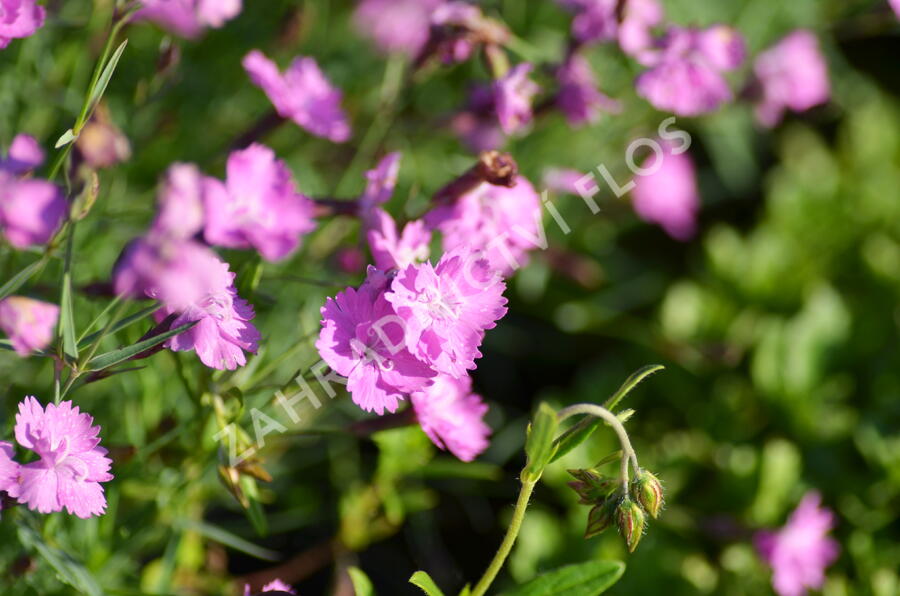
[
  {"xmin": 469, "ymin": 477, "xmax": 536, "ymax": 596},
  {"xmin": 557, "ymin": 403, "xmax": 639, "ymax": 485}
]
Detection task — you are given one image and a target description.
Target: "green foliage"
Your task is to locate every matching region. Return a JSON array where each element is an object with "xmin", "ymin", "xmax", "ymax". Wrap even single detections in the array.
[{"xmin": 500, "ymin": 560, "xmax": 625, "ymax": 596}]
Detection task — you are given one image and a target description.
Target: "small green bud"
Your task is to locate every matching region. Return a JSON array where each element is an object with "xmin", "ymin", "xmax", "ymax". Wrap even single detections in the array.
[
  {"xmin": 567, "ymin": 468, "xmax": 618, "ymax": 504},
  {"xmin": 615, "ymin": 498, "xmax": 645, "ymax": 552},
  {"xmin": 585, "ymin": 496, "xmax": 618, "ymax": 539},
  {"xmin": 630, "ymin": 469, "xmax": 664, "ymax": 518}
]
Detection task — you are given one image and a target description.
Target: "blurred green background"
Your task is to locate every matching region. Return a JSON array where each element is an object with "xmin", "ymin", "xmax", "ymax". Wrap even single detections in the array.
[{"xmin": 1, "ymin": 0, "xmax": 899, "ymax": 594}]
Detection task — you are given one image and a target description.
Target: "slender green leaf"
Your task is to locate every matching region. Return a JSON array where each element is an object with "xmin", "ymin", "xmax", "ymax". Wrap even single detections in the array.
[
  {"xmin": 18, "ymin": 526, "xmax": 104, "ymax": 596},
  {"xmin": 603, "ymin": 364, "xmax": 665, "ymax": 412},
  {"xmin": 524, "ymin": 402, "xmax": 559, "ymax": 480},
  {"xmin": 550, "ymin": 417, "xmax": 602, "ymax": 463},
  {"xmin": 54, "ymin": 128, "xmax": 77, "ymax": 148},
  {"xmin": 177, "ymin": 520, "xmax": 280, "ymax": 562},
  {"xmin": 78, "ymin": 303, "xmax": 161, "ymax": 348},
  {"xmin": 500, "ymin": 560, "xmax": 625, "ymax": 596},
  {"xmin": 0, "ymin": 258, "xmax": 47, "ymax": 300},
  {"xmin": 348, "ymin": 566, "xmax": 375, "ymax": 596},
  {"xmin": 86, "ymin": 319, "xmax": 197, "ymax": 371},
  {"xmin": 86, "ymin": 39, "xmax": 128, "ymax": 114},
  {"xmin": 59, "ymin": 271, "xmax": 79, "ymax": 358},
  {"xmin": 409, "ymin": 571, "xmax": 445, "ymax": 596}
]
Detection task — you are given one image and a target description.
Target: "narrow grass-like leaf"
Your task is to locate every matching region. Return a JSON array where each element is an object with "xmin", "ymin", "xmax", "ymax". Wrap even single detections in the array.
[
  {"xmin": 78, "ymin": 303, "xmax": 160, "ymax": 348},
  {"xmin": 18, "ymin": 526, "xmax": 104, "ymax": 596},
  {"xmin": 500, "ymin": 560, "xmax": 625, "ymax": 596},
  {"xmin": 86, "ymin": 39, "xmax": 128, "ymax": 115},
  {"xmin": 550, "ymin": 417, "xmax": 602, "ymax": 464},
  {"xmin": 0, "ymin": 258, "xmax": 47, "ymax": 300},
  {"xmin": 87, "ymin": 319, "xmax": 196, "ymax": 371},
  {"xmin": 54, "ymin": 128, "xmax": 77, "ymax": 148},
  {"xmin": 603, "ymin": 364, "xmax": 664, "ymax": 412},
  {"xmin": 348, "ymin": 567, "xmax": 375, "ymax": 596},
  {"xmin": 178, "ymin": 519, "xmax": 280, "ymax": 561},
  {"xmin": 59, "ymin": 271, "xmax": 79, "ymax": 358},
  {"xmin": 524, "ymin": 402, "xmax": 559, "ymax": 481},
  {"xmin": 409, "ymin": 571, "xmax": 446, "ymax": 596}
]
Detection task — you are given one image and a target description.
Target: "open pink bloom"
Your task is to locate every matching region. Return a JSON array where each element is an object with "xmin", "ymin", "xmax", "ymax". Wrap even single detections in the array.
[
  {"xmin": 135, "ymin": 0, "xmax": 242, "ymax": 39},
  {"xmin": 753, "ymin": 31, "xmax": 830, "ymax": 127},
  {"xmin": 0, "ymin": 441, "xmax": 19, "ymax": 499},
  {"xmin": 354, "ymin": 0, "xmax": 444, "ymax": 56},
  {"xmin": 1, "ymin": 134, "xmax": 44, "ymax": 174},
  {"xmin": 636, "ymin": 25, "xmax": 746, "ymax": 116},
  {"xmin": 386, "ymin": 249, "xmax": 508, "ymax": 378},
  {"xmin": 631, "ymin": 141, "xmax": 699, "ymax": 241},
  {"xmin": 203, "ymin": 144, "xmax": 315, "ymax": 261},
  {"xmin": 756, "ymin": 492, "xmax": 840, "ymax": 596},
  {"xmin": 556, "ymin": 55, "xmax": 620, "ymax": 127},
  {"xmin": 9, "ymin": 397, "xmax": 113, "ymax": 518},
  {"xmin": 367, "ymin": 209, "xmax": 431, "ymax": 271},
  {"xmin": 0, "ymin": 0, "xmax": 46, "ymax": 49},
  {"xmin": 151, "ymin": 163, "xmax": 206, "ymax": 240},
  {"xmin": 411, "ymin": 374, "xmax": 490, "ymax": 461},
  {"xmin": 244, "ymin": 579, "xmax": 296, "ymax": 595},
  {"xmin": 618, "ymin": 0, "xmax": 663, "ymax": 59},
  {"xmin": 494, "ymin": 64, "xmax": 540, "ymax": 135},
  {"xmin": 0, "ymin": 296, "xmax": 59, "ymax": 356},
  {"xmin": 359, "ymin": 152, "xmax": 402, "ymax": 226},
  {"xmin": 243, "ymin": 50, "xmax": 351, "ymax": 143},
  {"xmin": 425, "ymin": 176, "xmax": 542, "ymax": 276},
  {"xmin": 0, "ymin": 136, "xmax": 66, "ymax": 249},
  {"xmin": 317, "ymin": 269, "xmax": 436, "ymax": 415}
]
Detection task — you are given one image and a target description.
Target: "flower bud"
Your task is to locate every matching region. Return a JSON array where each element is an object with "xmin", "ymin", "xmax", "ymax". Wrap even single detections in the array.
[
  {"xmin": 585, "ymin": 496, "xmax": 618, "ymax": 538},
  {"xmin": 615, "ymin": 498, "xmax": 645, "ymax": 552},
  {"xmin": 567, "ymin": 468, "xmax": 617, "ymax": 504},
  {"xmin": 630, "ymin": 469, "xmax": 664, "ymax": 518}
]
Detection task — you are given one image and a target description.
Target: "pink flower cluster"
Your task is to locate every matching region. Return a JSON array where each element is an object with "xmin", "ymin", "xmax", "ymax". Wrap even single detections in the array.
[
  {"xmin": 0, "ymin": 0, "xmax": 46, "ymax": 49},
  {"xmin": 135, "ymin": 0, "xmax": 242, "ymax": 39},
  {"xmin": 0, "ymin": 296, "xmax": 59, "ymax": 356},
  {"xmin": 0, "ymin": 134, "xmax": 67, "ymax": 249},
  {"xmin": 631, "ymin": 140, "xmax": 700, "ymax": 241},
  {"xmin": 756, "ymin": 492, "xmax": 840, "ymax": 596},
  {"xmin": 112, "ymin": 143, "xmax": 320, "ymax": 370},
  {"xmin": 0, "ymin": 397, "xmax": 113, "ymax": 519}
]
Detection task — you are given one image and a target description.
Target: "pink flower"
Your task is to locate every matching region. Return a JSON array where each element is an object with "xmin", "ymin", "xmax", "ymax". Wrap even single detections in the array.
[
  {"xmin": 425, "ymin": 176, "xmax": 542, "ymax": 276},
  {"xmin": 752, "ymin": 30, "xmax": 830, "ymax": 127},
  {"xmin": 0, "ymin": 136, "xmax": 66, "ymax": 249},
  {"xmin": 203, "ymin": 144, "xmax": 315, "ymax": 261},
  {"xmin": 631, "ymin": 141, "xmax": 699, "ymax": 241},
  {"xmin": 452, "ymin": 86, "xmax": 506, "ymax": 152},
  {"xmin": 556, "ymin": 55, "xmax": 620, "ymax": 127},
  {"xmin": 353, "ymin": 0, "xmax": 444, "ymax": 56},
  {"xmin": 1, "ymin": 134, "xmax": 44, "ymax": 174},
  {"xmin": 359, "ymin": 152, "xmax": 402, "ymax": 225},
  {"xmin": 430, "ymin": 2, "xmax": 483, "ymax": 63},
  {"xmin": 555, "ymin": 0, "xmax": 618, "ymax": 43},
  {"xmin": 411, "ymin": 374, "xmax": 490, "ymax": 461},
  {"xmin": 543, "ymin": 168, "xmax": 588, "ymax": 195},
  {"xmin": 756, "ymin": 492, "xmax": 840, "ymax": 596},
  {"xmin": 9, "ymin": 397, "xmax": 113, "ymax": 518},
  {"xmin": 244, "ymin": 579, "xmax": 296, "ymax": 595},
  {"xmin": 891, "ymin": 0, "xmax": 900, "ymax": 18},
  {"xmin": 151, "ymin": 163, "xmax": 206, "ymax": 240},
  {"xmin": 0, "ymin": 441, "xmax": 19, "ymax": 499},
  {"xmin": 0, "ymin": 296, "xmax": 59, "ymax": 356},
  {"xmin": 494, "ymin": 63, "xmax": 540, "ymax": 135},
  {"xmin": 135, "ymin": 0, "xmax": 242, "ymax": 39},
  {"xmin": 316, "ymin": 269, "xmax": 436, "ymax": 415},
  {"xmin": 243, "ymin": 50, "xmax": 351, "ymax": 143},
  {"xmin": 367, "ymin": 209, "xmax": 431, "ymax": 271},
  {"xmin": 618, "ymin": 0, "xmax": 663, "ymax": 59},
  {"xmin": 0, "ymin": 0, "xmax": 46, "ymax": 49},
  {"xmin": 636, "ymin": 25, "xmax": 746, "ymax": 116},
  {"xmin": 385, "ymin": 249, "xmax": 508, "ymax": 378}
]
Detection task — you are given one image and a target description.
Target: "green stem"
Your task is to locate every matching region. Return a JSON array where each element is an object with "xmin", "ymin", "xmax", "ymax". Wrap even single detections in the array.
[
  {"xmin": 470, "ymin": 477, "xmax": 537, "ymax": 596},
  {"xmin": 557, "ymin": 403, "xmax": 639, "ymax": 485}
]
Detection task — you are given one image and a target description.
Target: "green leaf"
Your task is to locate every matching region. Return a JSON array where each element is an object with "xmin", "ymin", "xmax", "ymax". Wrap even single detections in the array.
[
  {"xmin": 54, "ymin": 128, "xmax": 77, "ymax": 148},
  {"xmin": 550, "ymin": 417, "xmax": 602, "ymax": 464},
  {"xmin": 86, "ymin": 39, "xmax": 128, "ymax": 115},
  {"xmin": 86, "ymin": 319, "xmax": 197, "ymax": 371},
  {"xmin": 603, "ymin": 364, "xmax": 664, "ymax": 412},
  {"xmin": 409, "ymin": 571, "xmax": 445, "ymax": 596},
  {"xmin": 59, "ymin": 270, "xmax": 79, "ymax": 359},
  {"xmin": 524, "ymin": 402, "xmax": 559, "ymax": 481},
  {"xmin": 18, "ymin": 526, "xmax": 104, "ymax": 596},
  {"xmin": 0, "ymin": 258, "xmax": 47, "ymax": 300},
  {"xmin": 500, "ymin": 560, "xmax": 625, "ymax": 596},
  {"xmin": 348, "ymin": 567, "xmax": 376, "ymax": 596},
  {"xmin": 177, "ymin": 519, "xmax": 280, "ymax": 562}
]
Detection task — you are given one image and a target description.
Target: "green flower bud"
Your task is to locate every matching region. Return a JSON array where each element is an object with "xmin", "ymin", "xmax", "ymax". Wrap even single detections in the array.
[
  {"xmin": 630, "ymin": 469, "xmax": 664, "ymax": 518},
  {"xmin": 567, "ymin": 468, "xmax": 618, "ymax": 504},
  {"xmin": 585, "ymin": 496, "xmax": 619, "ymax": 539},
  {"xmin": 615, "ymin": 498, "xmax": 645, "ymax": 553}
]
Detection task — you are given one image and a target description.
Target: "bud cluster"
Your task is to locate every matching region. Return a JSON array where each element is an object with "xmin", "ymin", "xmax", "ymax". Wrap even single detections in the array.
[{"xmin": 568, "ymin": 467, "xmax": 664, "ymax": 553}]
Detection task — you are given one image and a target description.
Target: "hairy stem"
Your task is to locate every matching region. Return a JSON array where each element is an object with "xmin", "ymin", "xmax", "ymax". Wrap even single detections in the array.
[{"xmin": 557, "ymin": 403, "xmax": 639, "ymax": 485}]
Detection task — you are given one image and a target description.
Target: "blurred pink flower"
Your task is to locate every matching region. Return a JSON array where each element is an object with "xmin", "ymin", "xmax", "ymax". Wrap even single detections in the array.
[
  {"xmin": 556, "ymin": 0, "xmax": 618, "ymax": 44},
  {"xmin": 9, "ymin": 397, "xmax": 113, "ymax": 518},
  {"xmin": 244, "ymin": 579, "xmax": 296, "ymax": 595},
  {"xmin": 151, "ymin": 163, "xmax": 207, "ymax": 240},
  {"xmin": 1, "ymin": 134, "xmax": 44, "ymax": 174},
  {"xmin": 0, "ymin": 442, "xmax": 19, "ymax": 500},
  {"xmin": 243, "ymin": 50, "xmax": 351, "ymax": 143},
  {"xmin": 753, "ymin": 30, "xmax": 830, "ymax": 127},
  {"xmin": 135, "ymin": 0, "xmax": 241, "ymax": 39},
  {"xmin": 359, "ymin": 152, "xmax": 402, "ymax": 225},
  {"xmin": 494, "ymin": 63, "xmax": 540, "ymax": 135},
  {"xmin": 411, "ymin": 373, "xmax": 490, "ymax": 461},
  {"xmin": 756, "ymin": 492, "xmax": 840, "ymax": 596},
  {"xmin": 203, "ymin": 144, "xmax": 315, "ymax": 261},
  {"xmin": 386, "ymin": 249, "xmax": 507, "ymax": 378},
  {"xmin": 636, "ymin": 25, "xmax": 746, "ymax": 116},
  {"xmin": 618, "ymin": 0, "xmax": 663, "ymax": 59},
  {"xmin": 367, "ymin": 208, "xmax": 431, "ymax": 271},
  {"xmin": 353, "ymin": 0, "xmax": 444, "ymax": 56},
  {"xmin": 891, "ymin": 0, "xmax": 900, "ymax": 18},
  {"xmin": 631, "ymin": 141, "xmax": 699, "ymax": 241},
  {"xmin": 543, "ymin": 168, "xmax": 588, "ymax": 195},
  {"xmin": 317, "ymin": 269, "xmax": 436, "ymax": 414},
  {"xmin": 452, "ymin": 86, "xmax": 506, "ymax": 152},
  {"xmin": 0, "ymin": 0, "xmax": 46, "ymax": 49},
  {"xmin": 0, "ymin": 296, "xmax": 59, "ymax": 356},
  {"xmin": 425, "ymin": 176, "xmax": 542, "ymax": 276},
  {"xmin": 556, "ymin": 55, "xmax": 620, "ymax": 127}
]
